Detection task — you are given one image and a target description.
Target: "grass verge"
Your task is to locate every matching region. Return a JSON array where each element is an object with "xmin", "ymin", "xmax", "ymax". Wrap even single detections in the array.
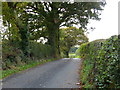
[
  {"xmin": 1, "ymin": 58, "xmax": 59, "ymax": 79},
  {"xmin": 80, "ymin": 59, "xmax": 93, "ymax": 88},
  {"xmin": 69, "ymin": 53, "xmax": 76, "ymax": 58}
]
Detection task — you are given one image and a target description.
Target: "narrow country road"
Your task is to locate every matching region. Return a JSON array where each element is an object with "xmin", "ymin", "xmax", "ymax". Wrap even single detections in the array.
[{"xmin": 2, "ymin": 58, "xmax": 81, "ymax": 88}]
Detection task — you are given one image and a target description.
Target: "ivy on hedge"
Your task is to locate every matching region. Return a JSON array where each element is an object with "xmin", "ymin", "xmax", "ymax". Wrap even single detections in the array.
[
  {"xmin": 96, "ymin": 35, "xmax": 120, "ymax": 88},
  {"xmin": 76, "ymin": 35, "xmax": 119, "ymax": 88}
]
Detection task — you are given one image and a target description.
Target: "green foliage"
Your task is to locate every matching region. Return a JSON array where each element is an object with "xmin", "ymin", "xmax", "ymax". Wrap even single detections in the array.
[
  {"xmin": 76, "ymin": 39, "xmax": 105, "ymax": 88},
  {"xmin": 2, "ymin": 2, "xmax": 106, "ymax": 58},
  {"xmin": 60, "ymin": 27, "xmax": 88, "ymax": 57},
  {"xmin": 69, "ymin": 53, "xmax": 76, "ymax": 58},
  {"xmin": 2, "ymin": 39, "xmax": 52, "ymax": 70},
  {"xmin": 77, "ymin": 35, "xmax": 119, "ymax": 88},
  {"xmin": 29, "ymin": 41, "xmax": 52, "ymax": 59},
  {"xmin": 1, "ymin": 58, "xmax": 55, "ymax": 79},
  {"xmin": 69, "ymin": 46, "xmax": 79, "ymax": 58},
  {"xmin": 96, "ymin": 35, "xmax": 120, "ymax": 88},
  {"xmin": 2, "ymin": 39, "xmax": 24, "ymax": 70},
  {"xmin": 69, "ymin": 46, "xmax": 78, "ymax": 53},
  {"xmin": 76, "ymin": 42, "xmax": 89, "ymax": 58}
]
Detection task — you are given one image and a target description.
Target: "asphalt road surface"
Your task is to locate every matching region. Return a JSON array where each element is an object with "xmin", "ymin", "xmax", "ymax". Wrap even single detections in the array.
[{"xmin": 2, "ymin": 58, "xmax": 81, "ymax": 88}]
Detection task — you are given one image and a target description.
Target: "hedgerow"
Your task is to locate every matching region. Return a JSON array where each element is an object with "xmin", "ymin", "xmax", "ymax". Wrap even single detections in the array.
[
  {"xmin": 76, "ymin": 35, "xmax": 119, "ymax": 88},
  {"xmin": 2, "ymin": 40, "xmax": 52, "ymax": 70},
  {"xmin": 29, "ymin": 41, "xmax": 52, "ymax": 59},
  {"xmin": 96, "ymin": 35, "xmax": 120, "ymax": 88}
]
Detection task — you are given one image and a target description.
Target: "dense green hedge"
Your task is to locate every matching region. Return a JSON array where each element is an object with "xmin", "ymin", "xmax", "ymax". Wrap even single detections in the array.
[
  {"xmin": 29, "ymin": 41, "xmax": 52, "ymax": 59},
  {"xmin": 2, "ymin": 40, "xmax": 52, "ymax": 70},
  {"xmin": 76, "ymin": 35, "xmax": 119, "ymax": 88}
]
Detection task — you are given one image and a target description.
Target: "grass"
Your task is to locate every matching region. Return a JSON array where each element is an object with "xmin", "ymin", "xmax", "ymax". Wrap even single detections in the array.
[
  {"xmin": 69, "ymin": 53, "xmax": 76, "ymax": 58},
  {"xmin": 80, "ymin": 59, "xmax": 93, "ymax": 88},
  {"xmin": 69, "ymin": 53, "xmax": 81, "ymax": 58},
  {"xmin": 1, "ymin": 58, "xmax": 58, "ymax": 79}
]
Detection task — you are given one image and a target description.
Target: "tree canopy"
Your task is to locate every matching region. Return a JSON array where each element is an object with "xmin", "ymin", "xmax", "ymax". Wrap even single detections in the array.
[
  {"xmin": 2, "ymin": 1, "xmax": 106, "ymax": 57},
  {"xmin": 60, "ymin": 27, "xmax": 88, "ymax": 57}
]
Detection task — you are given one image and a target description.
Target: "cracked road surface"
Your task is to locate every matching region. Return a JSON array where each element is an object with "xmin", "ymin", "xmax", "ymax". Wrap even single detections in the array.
[{"xmin": 2, "ymin": 58, "xmax": 81, "ymax": 88}]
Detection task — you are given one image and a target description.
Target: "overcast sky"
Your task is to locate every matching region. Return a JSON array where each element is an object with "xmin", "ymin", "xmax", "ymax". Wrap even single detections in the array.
[{"xmin": 87, "ymin": 0, "xmax": 119, "ymax": 41}]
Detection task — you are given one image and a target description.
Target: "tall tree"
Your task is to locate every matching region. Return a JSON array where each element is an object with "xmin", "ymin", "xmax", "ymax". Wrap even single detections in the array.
[
  {"xmin": 2, "ymin": 2, "xmax": 106, "ymax": 58},
  {"xmin": 60, "ymin": 27, "xmax": 88, "ymax": 57},
  {"xmin": 2, "ymin": 2, "xmax": 30, "ymax": 56},
  {"xmin": 27, "ymin": 2, "xmax": 105, "ymax": 57}
]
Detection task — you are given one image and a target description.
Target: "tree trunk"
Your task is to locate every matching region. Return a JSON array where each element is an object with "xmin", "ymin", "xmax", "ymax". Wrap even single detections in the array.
[
  {"xmin": 65, "ymin": 51, "xmax": 69, "ymax": 58},
  {"xmin": 47, "ymin": 23, "xmax": 60, "ymax": 58},
  {"xmin": 58, "ymin": 28, "xmax": 60, "ymax": 55}
]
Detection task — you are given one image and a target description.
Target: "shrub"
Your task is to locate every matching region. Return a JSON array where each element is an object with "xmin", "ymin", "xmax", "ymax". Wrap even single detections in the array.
[
  {"xmin": 76, "ymin": 42, "xmax": 89, "ymax": 59},
  {"xmin": 2, "ymin": 40, "xmax": 52, "ymax": 70},
  {"xmin": 2, "ymin": 39, "xmax": 24, "ymax": 70},
  {"xmin": 29, "ymin": 41, "xmax": 52, "ymax": 60},
  {"xmin": 77, "ymin": 35, "xmax": 119, "ymax": 88},
  {"xmin": 76, "ymin": 39, "xmax": 105, "ymax": 88},
  {"xmin": 95, "ymin": 35, "xmax": 120, "ymax": 88}
]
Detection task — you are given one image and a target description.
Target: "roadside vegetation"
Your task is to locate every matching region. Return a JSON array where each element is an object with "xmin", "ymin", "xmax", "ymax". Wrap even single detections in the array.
[
  {"xmin": 76, "ymin": 35, "xmax": 119, "ymax": 88},
  {"xmin": 2, "ymin": 39, "xmax": 59, "ymax": 79},
  {"xmin": 1, "ymin": 58, "xmax": 56, "ymax": 79},
  {"xmin": 1, "ymin": 2, "xmax": 118, "ymax": 89},
  {"xmin": 1, "ymin": 2, "xmax": 105, "ymax": 81},
  {"xmin": 60, "ymin": 27, "xmax": 88, "ymax": 58}
]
